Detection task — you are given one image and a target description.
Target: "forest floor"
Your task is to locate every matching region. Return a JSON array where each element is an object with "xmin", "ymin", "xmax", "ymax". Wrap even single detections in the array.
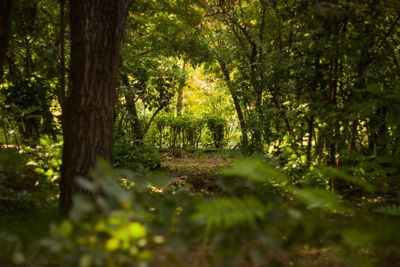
[
  {"xmin": 161, "ymin": 153, "xmax": 232, "ymax": 192},
  {"xmin": 159, "ymin": 154, "xmax": 340, "ymax": 267},
  {"xmin": 158, "ymin": 153, "xmax": 400, "ymax": 267},
  {"xmin": 1, "ymin": 152, "xmax": 399, "ymax": 267}
]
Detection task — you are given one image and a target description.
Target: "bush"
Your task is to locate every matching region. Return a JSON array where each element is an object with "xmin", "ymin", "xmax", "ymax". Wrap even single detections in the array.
[
  {"xmin": 0, "ymin": 148, "xmax": 42, "ymax": 211},
  {"xmin": 114, "ymin": 134, "xmax": 162, "ymax": 170},
  {"xmin": 0, "ymin": 136, "xmax": 61, "ymax": 211},
  {"xmin": 205, "ymin": 114, "xmax": 226, "ymax": 149},
  {"xmin": 38, "ymin": 160, "xmax": 192, "ymax": 267},
  {"xmin": 149, "ymin": 113, "xmax": 227, "ymax": 149}
]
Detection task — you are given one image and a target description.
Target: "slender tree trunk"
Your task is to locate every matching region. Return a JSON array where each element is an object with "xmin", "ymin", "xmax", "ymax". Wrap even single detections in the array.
[
  {"xmin": 176, "ymin": 61, "xmax": 186, "ymax": 117},
  {"xmin": 60, "ymin": 0, "xmax": 130, "ymax": 212},
  {"xmin": 306, "ymin": 115, "xmax": 314, "ymax": 167},
  {"xmin": 143, "ymin": 104, "xmax": 166, "ymax": 135},
  {"xmin": 0, "ymin": 0, "xmax": 12, "ymax": 81},
  {"xmin": 218, "ymin": 59, "xmax": 249, "ymax": 150},
  {"xmin": 124, "ymin": 90, "xmax": 143, "ymax": 141},
  {"xmin": 252, "ymin": 91, "xmax": 263, "ymax": 151},
  {"xmin": 176, "ymin": 84, "xmax": 184, "ymax": 116}
]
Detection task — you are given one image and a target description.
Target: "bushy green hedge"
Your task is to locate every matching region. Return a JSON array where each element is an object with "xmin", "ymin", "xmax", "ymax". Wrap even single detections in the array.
[
  {"xmin": 150, "ymin": 113, "xmax": 227, "ymax": 149},
  {"xmin": 113, "ymin": 134, "xmax": 162, "ymax": 170}
]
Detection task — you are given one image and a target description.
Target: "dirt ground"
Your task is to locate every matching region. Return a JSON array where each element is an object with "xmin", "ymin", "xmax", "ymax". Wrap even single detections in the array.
[{"xmin": 161, "ymin": 155, "xmax": 232, "ymax": 192}]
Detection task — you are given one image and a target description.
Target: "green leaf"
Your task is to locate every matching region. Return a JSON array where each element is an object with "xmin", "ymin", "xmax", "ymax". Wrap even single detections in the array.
[
  {"xmin": 79, "ymin": 254, "xmax": 92, "ymax": 267},
  {"xmin": 129, "ymin": 222, "xmax": 147, "ymax": 239},
  {"xmin": 57, "ymin": 220, "xmax": 73, "ymax": 238},
  {"xmin": 106, "ymin": 238, "xmax": 120, "ymax": 251},
  {"xmin": 76, "ymin": 177, "xmax": 97, "ymax": 192},
  {"xmin": 294, "ymin": 188, "xmax": 347, "ymax": 212},
  {"xmin": 374, "ymin": 205, "xmax": 400, "ymax": 216},
  {"xmin": 192, "ymin": 196, "xmax": 269, "ymax": 229},
  {"xmin": 342, "ymin": 229, "xmax": 373, "ymax": 248},
  {"xmin": 221, "ymin": 158, "xmax": 289, "ymax": 185},
  {"xmin": 323, "ymin": 167, "xmax": 374, "ymax": 193}
]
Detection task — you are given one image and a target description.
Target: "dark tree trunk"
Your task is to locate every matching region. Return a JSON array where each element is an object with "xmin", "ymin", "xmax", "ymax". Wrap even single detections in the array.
[
  {"xmin": 124, "ymin": 90, "xmax": 144, "ymax": 141},
  {"xmin": 120, "ymin": 73, "xmax": 143, "ymax": 141},
  {"xmin": 176, "ymin": 82, "xmax": 184, "ymax": 116},
  {"xmin": 59, "ymin": 0, "xmax": 66, "ymax": 113},
  {"xmin": 306, "ymin": 115, "xmax": 314, "ymax": 167},
  {"xmin": 60, "ymin": 0, "xmax": 130, "ymax": 212},
  {"xmin": 0, "ymin": 0, "xmax": 12, "ymax": 81}
]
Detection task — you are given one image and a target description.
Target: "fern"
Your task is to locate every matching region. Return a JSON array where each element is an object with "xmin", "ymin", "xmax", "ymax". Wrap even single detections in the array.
[
  {"xmin": 221, "ymin": 158, "xmax": 289, "ymax": 185},
  {"xmin": 374, "ymin": 205, "xmax": 400, "ymax": 216},
  {"xmin": 192, "ymin": 196, "xmax": 269, "ymax": 230}
]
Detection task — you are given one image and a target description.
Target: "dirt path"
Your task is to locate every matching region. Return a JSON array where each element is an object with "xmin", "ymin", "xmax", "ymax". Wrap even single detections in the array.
[{"xmin": 161, "ymin": 155, "xmax": 232, "ymax": 192}]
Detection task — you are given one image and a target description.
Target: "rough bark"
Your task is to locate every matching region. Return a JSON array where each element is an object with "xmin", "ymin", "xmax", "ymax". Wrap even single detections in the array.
[
  {"xmin": 60, "ymin": 0, "xmax": 130, "ymax": 212},
  {"xmin": 0, "ymin": 0, "xmax": 12, "ymax": 81}
]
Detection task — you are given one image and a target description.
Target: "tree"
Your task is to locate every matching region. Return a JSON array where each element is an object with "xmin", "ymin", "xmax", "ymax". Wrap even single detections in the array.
[
  {"xmin": 60, "ymin": 0, "xmax": 131, "ymax": 211},
  {"xmin": 0, "ymin": 0, "xmax": 12, "ymax": 81},
  {"xmin": 115, "ymin": 0, "xmax": 203, "ymax": 141},
  {"xmin": 1, "ymin": 0, "xmax": 61, "ymax": 144},
  {"xmin": 118, "ymin": 57, "xmax": 185, "ymax": 141}
]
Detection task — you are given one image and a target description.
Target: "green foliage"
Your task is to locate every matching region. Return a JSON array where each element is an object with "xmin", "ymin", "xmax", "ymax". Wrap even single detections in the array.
[
  {"xmin": 114, "ymin": 135, "xmax": 162, "ymax": 170},
  {"xmin": 167, "ymin": 113, "xmax": 205, "ymax": 149},
  {"xmin": 190, "ymin": 158, "xmax": 355, "ymax": 265},
  {"xmin": 1, "ymin": 0, "xmax": 62, "ymax": 143},
  {"xmin": 0, "ymin": 148, "xmax": 40, "ymax": 211},
  {"xmin": 0, "ymin": 136, "xmax": 60, "ymax": 211},
  {"xmin": 205, "ymin": 114, "xmax": 226, "ymax": 149},
  {"xmin": 1, "ymin": 0, "xmax": 400, "ymax": 266},
  {"xmin": 192, "ymin": 196, "xmax": 269, "ymax": 230},
  {"xmin": 0, "ymin": 232, "xmax": 25, "ymax": 266},
  {"xmin": 149, "ymin": 112, "xmax": 228, "ymax": 149},
  {"xmin": 1, "ymin": 157, "xmax": 399, "ymax": 266},
  {"xmin": 374, "ymin": 205, "xmax": 400, "ymax": 217},
  {"xmin": 38, "ymin": 161, "xmax": 156, "ymax": 267},
  {"xmin": 24, "ymin": 136, "xmax": 62, "ymax": 185}
]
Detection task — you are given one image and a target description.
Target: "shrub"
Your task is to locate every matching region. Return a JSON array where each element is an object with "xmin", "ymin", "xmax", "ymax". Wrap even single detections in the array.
[
  {"xmin": 114, "ymin": 134, "xmax": 162, "ymax": 170},
  {"xmin": 0, "ymin": 147, "xmax": 50, "ymax": 211},
  {"xmin": 205, "ymin": 114, "xmax": 226, "ymax": 149}
]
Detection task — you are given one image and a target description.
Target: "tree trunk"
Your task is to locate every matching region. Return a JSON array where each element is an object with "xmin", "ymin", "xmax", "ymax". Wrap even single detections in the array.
[
  {"xmin": 218, "ymin": 59, "xmax": 248, "ymax": 150},
  {"xmin": 306, "ymin": 115, "xmax": 314, "ymax": 167},
  {"xmin": 124, "ymin": 90, "xmax": 144, "ymax": 141},
  {"xmin": 0, "ymin": 0, "xmax": 12, "ymax": 81},
  {"xmin": 176, "ymin": 61, "xmax": 186, "ymax": 117},
  {"xmin": 59, "ymin": 0, "xmax": 66, "ymax": 113},
  {"xmin": 60, "ymin": 0, "xmax": 130, "ymax": 212},
  {"xmin": 176, "ymin": 83, "xmax": 184, "ymax": 116}
]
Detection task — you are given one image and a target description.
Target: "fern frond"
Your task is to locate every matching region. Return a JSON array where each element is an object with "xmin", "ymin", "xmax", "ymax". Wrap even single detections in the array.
[
  {"xmin": 221, "ymin": 158, "xmax": 289, "ymax": 185},
  {"xmin": 192, "ymin": 197, "xmax": 269, "ymax": 230},
  {"xmin": 374, "ymin": 205, "xmax": 400, "ymax": 216}
]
